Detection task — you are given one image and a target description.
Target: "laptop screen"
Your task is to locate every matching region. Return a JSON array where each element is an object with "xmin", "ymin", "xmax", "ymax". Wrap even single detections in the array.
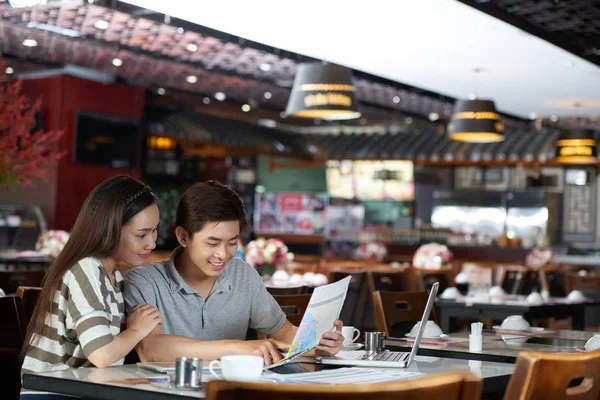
[{"xmin": 406, "ymin": 282, "xmax": 439, "ymax": 367}]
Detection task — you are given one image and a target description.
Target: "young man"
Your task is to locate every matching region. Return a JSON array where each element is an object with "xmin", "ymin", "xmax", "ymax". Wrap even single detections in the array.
[{"xmin": 124, "ymin": 181, "xmax": 344, "ymax": 365}]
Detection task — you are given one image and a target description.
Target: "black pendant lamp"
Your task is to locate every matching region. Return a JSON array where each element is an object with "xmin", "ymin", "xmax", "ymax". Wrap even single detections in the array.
[
  {"xmin": 555, "ymin": 130, "xmax": 598, "ymax": 164},
  {"xmin": 285, "ymin": 62, "xmax": 361, "ymax": 120},
  {"xmin": 447, "ymin": 99, "xmax": 504, "ymax": 143}
]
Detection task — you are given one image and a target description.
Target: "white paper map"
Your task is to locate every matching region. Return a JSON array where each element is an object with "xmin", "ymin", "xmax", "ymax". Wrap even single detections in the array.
[{"xmin": 264, "ymin": 276, "xmax": 351, "ymax": 369}]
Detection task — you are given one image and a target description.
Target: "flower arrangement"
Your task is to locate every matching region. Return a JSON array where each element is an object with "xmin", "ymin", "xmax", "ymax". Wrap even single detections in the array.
[
  {"xmin": 0, "ymin": 63, "xmax": 65, "ymax": 188},
  {"xmin": 35, "ymin": 230, "xmax": 70, "ymax": 258},
  {"xmin": 525, "ymin": 247, "xmax": 554, "ymax": 269},
  {"xmin": 413, "ymin": 242, "xmax": 453, "ymax": 269},
  {"xmin": 356, "ymin": 242, "xmax": 388, "ymax": 262},
  {"xmin": 245, "ymin": 237, "xmax": 294, "ymax": 277}
]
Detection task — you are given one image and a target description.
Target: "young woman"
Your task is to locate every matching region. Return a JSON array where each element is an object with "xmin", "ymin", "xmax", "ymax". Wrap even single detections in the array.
[{"xmin": 21, "ymin": 175, "xmax": 162, "ymax": 375}]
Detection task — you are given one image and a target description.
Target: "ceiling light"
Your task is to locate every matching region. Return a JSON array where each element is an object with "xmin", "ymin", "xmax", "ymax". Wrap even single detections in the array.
[
  {"xmin": 529, "ymin": 112, "xmax": 537, "ymax": 120},
  {"xmin": 428, "ymin": 112, "xmax": 440, "ymax": 121},
  {"xmin": 94, "ymin": 20, "xmax": 110, "ymax": 30},
  {"xmin": 550, "ymin": 115, "xmax": 559, "ymax": 122},
  {"xmin": 187, "ymin": 43, "xmax": 198, "ymax": 52},
  {"xmin": 157, "ymin": 87, "xmax": 166, "ymax": 95},
  {"xmin": 177, "ymin": 27, "xmax": 184, "ymax": 34},
  {"xmin": 186, "ymin": 75, "xmax": 198, "ymax": 83},
  {"xmin": 468, "ymin": 93, "xmax": 477, "ymax": 100},
  {"xmin": 241, "ymin": 104, "xmax": 251, "ymax": 112},
  {"xmin": 203, "ymin": 97, "xmax": 211, "ymax": 104},
  {"xmin": 259, "ymin": 63, "xmax": 272, "ymax": 72},
  {"xmin": 285, "ymin": 62, "xmax": 361, "ymax": 120},
  {"xmin": 5, "ymin": 67, "xmax": 14, "ymax": 75},
  {"xmin": 112, "ymin": 58, "xmax": 122, "ymax": 67},
  {"xmin": 22, "ymin": 39, "xmax": 38, "ymax": 47},
  {"xmin": 263, "ymin": 91, "xmax": 272, "ymax": 100},
  {"xmin": 214, "ymin": 92, "xmax": 226, "ymax": 101},
  {"xmin": 555, "ymin": 130, "xmax": 598, "ymax": 164},
  {"xmin": 447, "ymin": 99, "xmax": 504, "ymax": 143},
  {"xmin": 392, "ymin": 96, "xmax": 400, "ymax": 104}
]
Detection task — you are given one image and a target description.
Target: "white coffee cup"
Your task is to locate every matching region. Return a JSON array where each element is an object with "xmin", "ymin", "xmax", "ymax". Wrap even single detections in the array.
[
  {"xmin": 209, "ymin": 355, "xmax": 264, "ymax": 382},
  {"xmin": 341, "ymin": 326, "xmax": 361, "ymax": 346}
]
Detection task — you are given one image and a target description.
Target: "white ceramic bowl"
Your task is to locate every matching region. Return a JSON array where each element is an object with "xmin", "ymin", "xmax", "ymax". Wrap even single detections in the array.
[
  {"xmin": 440, "ymin": 287, "xmax": 460, "ymax": 299},
  {"xmin": 526, "ymin": 292, "xmax": 543, "ymax": 304},
  {"xmin": 585, "ymin": 335, "xmax": 600, "ymax": 351},
  {"xmin": 454, "ymin": 272, "xmax": 468, "ymax": 284},
  {"xmin": 488, "ymin": 286, "xmax": 506, "ymax": 297},
  {"xmin": 500, "ymin": 315, "xmax": 530, "ymax": 331},
  {"xmin": 567, "ymin": 290, "xmax": 586, "ymax": 301},
  {"xmin": 288, "ymin": 273, "xmax": 304, "ymax": 285},
  {"xmin": 409, "ymin": 320, "xmax": 444, "ymax": 338},
  {"xmin": 271, "ymin": 270, "xmax": 289, "ymax": 283}
]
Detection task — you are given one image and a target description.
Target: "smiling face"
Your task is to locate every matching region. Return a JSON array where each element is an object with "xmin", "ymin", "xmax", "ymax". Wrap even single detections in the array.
[
  {"xmin": 177, "ymin": 220, "xmax": 240, "ymax": 278},
  {"xmin": 113, "ymin": 204, "xmax": 160, "ymax": 266}
]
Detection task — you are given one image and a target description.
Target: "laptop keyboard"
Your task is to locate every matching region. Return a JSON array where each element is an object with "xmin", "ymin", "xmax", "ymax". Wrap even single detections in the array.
[{"xmin": 358, "ymin": 351, "xmax": 408, "ymax": 362}]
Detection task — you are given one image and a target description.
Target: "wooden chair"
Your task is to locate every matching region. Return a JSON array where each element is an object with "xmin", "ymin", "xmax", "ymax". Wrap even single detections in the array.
[
  {"xmin": 272, "ymin": 294, "xmax": 311, "ymax": 326},
  {"xmin": 540, "ymin": 267, "xmax": 567, "ymax": 298},
  {"xmin": 412, "ymin": 269, "xmax": 452, "ymax": 293},
  {"xmin": 373, "ymin": 290, "xmax": 439, "ymax": 337},
  {"xmin": 499, "ymin": 266, "xmax": 526, "ymax": 295},
  {"xmin": 503, "ymin": 349, "xmax": 600, "ymax": 400},
  {"xmin": 0, "ymin": 269, "xmax": 46, "ymax": 295},
  {"xmin": 367, "ymin": 270, "xmax": 407, "ymax": 293},
  {"xmin": 565, "ymin": 273, "xmax": 600, "ymax": 293},
  {"xmin": 16, "ymin": 286, "xmax": 42, "ymax": 331},
  {"xmin": 205, "ymin": 370, "xmax": 482, "ymax": 400},
  {"xmin": 519, "ymin": 270, "xmax": 542, "ymax": 295}
]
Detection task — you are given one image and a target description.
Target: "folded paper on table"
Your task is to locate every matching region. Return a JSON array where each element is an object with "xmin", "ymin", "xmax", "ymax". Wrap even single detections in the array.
[
  {"xmin": 262, "ymin": 367, "xmax": 424, "ymax": 384},
  {"xmin": 264, "ymin": 276, "xmax": 351, "ymax": 370}
]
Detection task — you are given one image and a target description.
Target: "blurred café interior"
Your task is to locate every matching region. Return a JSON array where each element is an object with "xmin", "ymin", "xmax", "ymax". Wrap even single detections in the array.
[{"xmin": 2, "ymin": 0, "xmax": 600, "ymax": 399}]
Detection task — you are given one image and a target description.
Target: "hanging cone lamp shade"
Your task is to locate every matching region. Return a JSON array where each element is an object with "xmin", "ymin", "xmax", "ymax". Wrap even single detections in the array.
[
  {"xmin": 285, "ymin": 62, "xmax": 361, "ymax": 120},
  {"xmin": 555, "ymin": 130, "xmax": 598, "ymax": 164},
  {"xmin": 447, "ymin": 99, "xmax": 504, "ymax": 143}
]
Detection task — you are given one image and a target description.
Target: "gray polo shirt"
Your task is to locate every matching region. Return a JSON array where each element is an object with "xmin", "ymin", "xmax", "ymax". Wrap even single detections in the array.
[{"xmin": 123, "ymin": 247, "xmax": 287, "ymax": 340}]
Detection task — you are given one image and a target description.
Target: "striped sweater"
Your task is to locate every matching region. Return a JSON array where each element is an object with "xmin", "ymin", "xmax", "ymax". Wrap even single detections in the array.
[{"xmin": 22, "ymin": 257, "xmax": 125, "ymax": 373}]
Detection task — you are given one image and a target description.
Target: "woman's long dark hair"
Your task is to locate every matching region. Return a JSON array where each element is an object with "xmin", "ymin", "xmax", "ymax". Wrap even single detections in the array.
[{"xmin": 22, "ymin": 175, "xmax": 158, "ymax": 358}]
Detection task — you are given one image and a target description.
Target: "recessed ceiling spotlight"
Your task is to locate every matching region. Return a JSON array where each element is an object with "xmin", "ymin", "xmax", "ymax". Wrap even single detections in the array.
[
  {"xmin": 214, "ymin": 92, "xmax": 226, "ymax": 101},
  {"xmin": 203, "ymin": 97, "xmax": 211, "ymax": 104},
  {"xmin": 186, "ymin": 75, "xmax": 198, "ymax": 83},
  {"xmin": 259, "ymin": 63, "xmax": 272, "ymax": 72},
  {"xmin": 263, "ymin": 91, "xmax": 272, "ymax": 100},
  {"xmin": 157, "ymin": 87, "xmax": 166, "ymax": 95},
  {"xmin": 177, "ymin": 27, "xmax": 184, "ymax": 34},
  {"xmin": 529, "ymin": 112, "xmax": 537, "ymax": 120},
  {"xmin": 550, "ymin": 115, "xmax": 559, "ymax": 122},
  {"xmin": 241, "ymin": 104, "xmax": 251, "ymax": 112},
  {"xmin": 112, "ymin": 58, "xmax": 122, "ymax": 67},
  {"xmin": 392, "ymin": 96, "xmax": 400, "ymax": 104},
  {"xmin": 22, "ymin": 39, "xmax": 38, "ymax": 47},
  {"xmin": 428, "ymin": 112, "xmax": 440, "ymax": 121},
  {"xmin": 186, "ymin": 43, "xmax": 198, "ymax": 52},
  {"xmin": 5, "ymin": 67, "xmax": 14, "ymax": 74},
  {"xmin": 468, "ymin": 93, "xmax": 477, "ymax": 100},
  {"xmin": 94, "ymin": 19, "xmax": 110, "ymax": 30}
]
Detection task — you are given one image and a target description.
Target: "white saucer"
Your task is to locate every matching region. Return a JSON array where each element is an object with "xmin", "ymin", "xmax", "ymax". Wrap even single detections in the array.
[
  {"xmin": 405, "ymin": 333, "xmax": 447, "ymax": 340},
  {"xmin": 492, "ymin": 326, "xmax": 544, "ymax": 332},
  {"xmin": 341, "ymin": 343, "xmax": 363, "ymax": 350}
]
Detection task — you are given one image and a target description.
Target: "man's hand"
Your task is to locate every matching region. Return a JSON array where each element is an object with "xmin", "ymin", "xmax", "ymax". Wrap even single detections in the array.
[
  {"xmin": 233, "ymin": 339, "xmax": 290, "ymax": 366},
  {"xmin": 314, "ymin": 320, "xmax": 344, "ymax": 356}
]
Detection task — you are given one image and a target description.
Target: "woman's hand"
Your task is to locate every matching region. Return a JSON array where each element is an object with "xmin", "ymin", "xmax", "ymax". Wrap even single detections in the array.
[{"xmin": 127, "ymin": 304, "xmax": 162, "ymax": 338}]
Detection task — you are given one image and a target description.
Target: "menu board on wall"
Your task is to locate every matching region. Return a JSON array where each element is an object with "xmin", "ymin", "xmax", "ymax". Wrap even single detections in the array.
[
  {"xmin": 326, "ymin": 160, "xmax": 414, "ymax": 201},
  {"xmin": 254, "ymin": 192, "xmax": 327, "ymax": 234}
]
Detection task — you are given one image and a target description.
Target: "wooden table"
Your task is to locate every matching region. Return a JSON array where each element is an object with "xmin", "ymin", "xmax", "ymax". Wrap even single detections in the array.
[
  {"xmin": 386, "ymin": 330, "xmax": 593, "ymax": 364},
  {"xmin": 436, "ymin": 297, "xmax": 600, "ymax": 333},
  {"xmin": 22, "ymin": 357, "xmax": 514, "ymax": 400}
]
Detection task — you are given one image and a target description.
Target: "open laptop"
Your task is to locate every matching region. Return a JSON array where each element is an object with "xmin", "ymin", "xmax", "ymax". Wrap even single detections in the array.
[{"xmin": 317, "ymin": 282, "xmax": 439, "ymax": 368}]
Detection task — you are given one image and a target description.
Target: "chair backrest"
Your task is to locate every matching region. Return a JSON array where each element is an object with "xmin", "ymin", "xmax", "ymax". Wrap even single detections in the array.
[
  {"xmin": 499, "ymin": 266, "xmax": 526, "ymax": 295},
  {"xmin": 504, "ymin": 349, "xmax": 600, "ymax": 400},
  {"xmin": 519, "ymin": 270, "xmax": 541, "ymax": 295},
  {"xmin": 565, "ymin": 274, "xmax": 600, "ymax": 293},
  {"xmin": 266, "ymin": 286, "xmax": 306, "ymax": 296},
  {"xmin": 0, "ymin": 296, "xmax": 25, "ymax": 350},
  {"xmin": 540, "ymin": 268, "xmax": 566, "ymax": 297},
  {"xmin": 367, "ymin": 270, "xmax": 407, "ymax": 293},
  {"xmin": 272, "ymin": 294, "xmax": 311, "ymax": 326},
  {"xmin": 413, "ymin": 269, "xmax": 451, "ymax": 293},
  {"xmin": 373, "ymin": 290, "xmax": 438, "ymax": 337},
  {"xmin": 331, "ymin": 271, "xmax": 367, "ymax": 326},
  {"xmin": 0, "ymin": 270, "xmax": 46, "ymax": 295},
  {"xmin": 205, "ymin": 370, "xmax": 482, "ymax": 400},
  {"xmin": 16, "ymin": 286, "xmax": 42, "ymax": 331}
]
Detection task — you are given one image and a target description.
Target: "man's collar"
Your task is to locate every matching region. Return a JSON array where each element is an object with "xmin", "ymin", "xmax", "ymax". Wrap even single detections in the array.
[{"xmin": 167, "ymin": 246, "xmax": 231, "ymax": 295}]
